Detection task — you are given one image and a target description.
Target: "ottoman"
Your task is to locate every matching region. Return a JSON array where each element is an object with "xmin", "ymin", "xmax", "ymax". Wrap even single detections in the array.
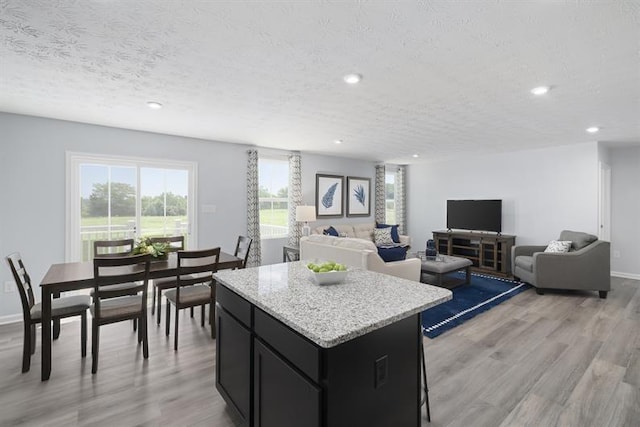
[{"xmin": 419, "ymin": 255, "xmax": 473, "ymax": 288}]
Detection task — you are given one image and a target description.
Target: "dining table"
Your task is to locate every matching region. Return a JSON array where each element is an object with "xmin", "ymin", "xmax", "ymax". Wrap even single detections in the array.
[{"xmin": 39, "ymin": 251, "xmax": 243, "ymax": 381}]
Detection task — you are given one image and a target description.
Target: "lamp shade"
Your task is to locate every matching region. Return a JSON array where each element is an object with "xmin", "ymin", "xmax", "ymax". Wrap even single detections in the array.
[{"xmin": 295, "ymin": 205, "xmax": 316, "ymax": 222}]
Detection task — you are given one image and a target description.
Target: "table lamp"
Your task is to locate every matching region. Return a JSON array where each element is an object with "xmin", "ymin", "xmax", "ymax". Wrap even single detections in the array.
[{"xmin": 295, "ymin": 205, "xmax": 316, "ymax": 236}]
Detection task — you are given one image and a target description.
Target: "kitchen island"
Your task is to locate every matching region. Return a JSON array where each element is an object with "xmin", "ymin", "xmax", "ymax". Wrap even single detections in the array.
[{"xmin": 213, "ymin": 261, "xmax": 451, "ymax": 427}]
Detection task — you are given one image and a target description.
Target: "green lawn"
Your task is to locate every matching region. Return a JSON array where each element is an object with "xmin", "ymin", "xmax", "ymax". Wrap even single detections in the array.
[
  {"xmin": 81, "ymin": 215, "xmax": 187, "ymax": 230},
  {"xmin": 260, "ymin": 209, "xmax": 288, "ymax": 226}
]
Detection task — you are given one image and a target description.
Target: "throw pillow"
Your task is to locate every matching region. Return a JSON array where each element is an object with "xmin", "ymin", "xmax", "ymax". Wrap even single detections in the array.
[
  {"xmin": 374, "ymin": 227, "xmax": 395, "ymax": 246},
  {"xmin": 377, "ymin": 246, "xmax": 409, "ymax": 262},
  {"xmin": 376, "ymin": 222, "xmax": 400, "ymax": 243},
  {"xmin": 544, "ymin": 240, "xmax": 572, "ymax": 253},
  {"xmin": 323, "ymin": 226, "xmax": 339, "ymax": 237}
]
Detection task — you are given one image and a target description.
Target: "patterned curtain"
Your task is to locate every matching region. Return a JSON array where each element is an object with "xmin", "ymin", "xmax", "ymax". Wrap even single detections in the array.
[
  {"xmin": 246, "ymin": 149, "xmax": 262, "ymax": 267},
  {"xmin": 288, "ymin": 152, "xmax": 302, "ymax": 247},
  {"xmin": 375, "ymin": 164, "xmax": 386, "ymax": 224},
  {"xmin": 395, "ymin": 165, "xmax": 407, "ymax": 235}
]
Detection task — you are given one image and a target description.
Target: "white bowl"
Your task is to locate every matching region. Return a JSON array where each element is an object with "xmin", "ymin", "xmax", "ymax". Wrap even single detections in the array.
[{"xmin": 308, "ymin": 269, "xmax": 349, "ymax": 285}]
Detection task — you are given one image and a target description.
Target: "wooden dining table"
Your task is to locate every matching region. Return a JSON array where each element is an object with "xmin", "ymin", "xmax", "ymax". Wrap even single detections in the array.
[{"xmin": 39, "ymin": 251, "xmax": 243, "ymax": 381}]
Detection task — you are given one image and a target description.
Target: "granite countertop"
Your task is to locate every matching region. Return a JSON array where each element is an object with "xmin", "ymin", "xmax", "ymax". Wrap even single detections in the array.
[{"xmin": 213, "ymin": 261, "xmax": 452, "ymax": 348}]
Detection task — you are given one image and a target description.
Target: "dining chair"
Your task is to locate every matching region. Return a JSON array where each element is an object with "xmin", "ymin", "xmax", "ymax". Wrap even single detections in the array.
[
  {"xmin": 94, "ymin": 238, "xmax": 140, "ymax": 331},
  {"xmin": 234, "ymin": 235, "xmax": 252, "ymax": 269},
  {"xmin": 5, "ymin": 252, "xmax": 90, "ymax": 373},
  {"xmin": 148, "ymin": 235, "xmax": 185, "ymax": 324},
  {"xmin": 165, "ymin": 248, "xmax": 220, "ymax": 350},
  {"xmin": 91, "ymin": 253, "xmax": 151, "ymax": 374},
  {"xmin": 93, "ymin": 239, "xmax": 139, "ymax": 295}
]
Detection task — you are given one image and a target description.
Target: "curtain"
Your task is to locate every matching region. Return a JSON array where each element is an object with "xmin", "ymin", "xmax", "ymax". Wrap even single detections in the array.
[
  {"xmin": 395, "ymin": 165, "xmax": 407, "ymax": 235},
  {"xmin": 246, "ymin": 149, "xmax": 262, "ymax": 267},
  {"xmin": 375, "ymin": 164, "xmax": 386, "ymax": 224},
  {"xmin": 288, "ymin": 152, "xmax": 302, "ymax": 247}
]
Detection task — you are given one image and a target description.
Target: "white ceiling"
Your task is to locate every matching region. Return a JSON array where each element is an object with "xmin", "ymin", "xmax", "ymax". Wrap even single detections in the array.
[{"xmin": 1, "ymin": 1, "xmax": 639, "ymax": 163}]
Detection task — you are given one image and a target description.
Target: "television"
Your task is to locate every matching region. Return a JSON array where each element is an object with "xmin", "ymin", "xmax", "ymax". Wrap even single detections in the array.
[{"xmin": 447, "ymin": 199, "xmax": 502, "ymax": 233}]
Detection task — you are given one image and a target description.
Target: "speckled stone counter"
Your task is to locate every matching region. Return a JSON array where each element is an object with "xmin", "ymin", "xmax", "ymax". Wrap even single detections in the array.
[{"xmin": 213, "ymin": 261, "xmax": 451, "ymax": 348}]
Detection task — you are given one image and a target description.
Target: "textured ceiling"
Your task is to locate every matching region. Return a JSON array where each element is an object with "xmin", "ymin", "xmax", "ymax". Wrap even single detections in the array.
[{"xmin": 1, "ymin": 1, "xmax": 639, "ymax": 163}]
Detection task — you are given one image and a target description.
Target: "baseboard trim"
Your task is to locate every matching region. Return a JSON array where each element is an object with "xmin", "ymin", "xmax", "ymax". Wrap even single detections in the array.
[
  {"xmin": 612, "ymin": 271, "xmax": 640, "ymax": 281},
  {"xmin": 0, "ymin": 314, "xmax": 22, "ymax": 325}
]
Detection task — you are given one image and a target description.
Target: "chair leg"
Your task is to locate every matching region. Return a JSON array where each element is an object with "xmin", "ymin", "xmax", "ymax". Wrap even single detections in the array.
[
  {"xmin": 157, "ymin": 290, "xmax": 163, "ymax": 325},
  {"xmin": 137, "ymin": 315, "xmax": 143, "ymax": 343},
  {"xmin": 53, "ymin": 318, "xmax": 61, "ymax": 340},
  {"xmin": 190, "ymin": 307, "xmax": 194, "ymax": 318},
  {"xmin": 30, "ymin": 324, "xmax": 36, "ymax": 355},
  {"xmin": 421, "ymin": 338, "xmax": 431, "ymax": 422},
  {"xmin": 201, "ymin": 305, "xmax": 205, "ymax": 327},
  {"xmin": 165, "ymin": 300, "xmax": 171, "ymax": 336},
  {"xmin": 142, "ymin": 314, "xmax": 149, "ymax": 359},
  {"xmin": 22, "ymin": 322, "xmax": 32, "ymax": 373},
  {"xmin": 174, "ymin": 305, "xmax": 179, "ymax": 351},
  {"xmin": 151, "ymin": 285, "xmax": 156, "ymax": 315},
  {"xmin": 536, "ymin": 288, "xmax": 545, "ymax": 295},
  {"xmin": 81, "ymin": 312, "xmax": 87, "ymax": 358},
  {"xmin": 91, "ymin": 319, "xmax": 99, "ymax": 374},
  {"xmin": 599, "ymin": 291, "xmax": 608, "ymax": 299},
  {"xmin": 133, "ymin": 318, "xmax": 137, "ymax": 332}
]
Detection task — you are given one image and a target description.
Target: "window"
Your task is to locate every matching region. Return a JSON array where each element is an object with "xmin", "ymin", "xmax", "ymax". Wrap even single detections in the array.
[
  {"xmin": 67, "ymin": 153, "xmax": 196, "ymax": 262},
  {"xmin": 385, "ymin": 172, "xmax": 396, "ymax": 224},
  {"xmin": 258, "ymin": 157, "xmax": 289, "ymax": 238}
]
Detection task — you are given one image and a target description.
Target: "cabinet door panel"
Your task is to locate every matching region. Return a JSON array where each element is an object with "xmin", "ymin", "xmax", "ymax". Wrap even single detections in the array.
[
  {"xmin": 216, "ymin": 305, "xmax": 252, "ymax": 425},
  {"xmin": 254, "ymin": 339, "xmax": 321, "ymax": 427}
]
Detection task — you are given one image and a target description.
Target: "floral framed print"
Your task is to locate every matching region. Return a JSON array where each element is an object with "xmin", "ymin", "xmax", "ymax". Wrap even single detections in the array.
[
  {"xmin": 315, "ymin": 174, "xmax": 344, "ymax": 218},
  {"xmin": 346, "ymin": 176, "xmax": 371, "ymax": 217}
]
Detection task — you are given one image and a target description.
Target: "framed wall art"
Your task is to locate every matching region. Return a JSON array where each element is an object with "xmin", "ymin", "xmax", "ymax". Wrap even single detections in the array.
[
  {"xmin": 346, "ymin": 176, "xmax": 371, "ymax": 217},
  {"xmin": 315, "ymin": 174, "xmax": 344, "ymax": 218}
]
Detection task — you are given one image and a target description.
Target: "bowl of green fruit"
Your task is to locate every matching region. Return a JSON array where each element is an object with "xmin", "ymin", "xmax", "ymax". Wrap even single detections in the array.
[{"xmin": 306, "ymin": 261, "xmax": 349, "ymax": 285}]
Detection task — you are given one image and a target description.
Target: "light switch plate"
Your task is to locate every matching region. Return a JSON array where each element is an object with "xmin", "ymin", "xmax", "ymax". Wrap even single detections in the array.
[
  {"xmin": 4, "ymin": 281, "xmax": 15, "ymax": 293},
  {"xmin": 202, "ymin": 204, "xmax": 217, "ymax": 214}
]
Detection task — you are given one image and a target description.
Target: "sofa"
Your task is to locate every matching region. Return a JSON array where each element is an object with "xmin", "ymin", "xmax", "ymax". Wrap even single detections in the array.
[
  {"xmin": 311, "ymin": 222, "xmax": 411, "ymax": 246},
  {"xmin": 512, "ymin": 230, "xmax": 611, "ymax": 298},
  {"xmin": 300, "ymin": 234, "xmax": 421, "ymax": 281}
]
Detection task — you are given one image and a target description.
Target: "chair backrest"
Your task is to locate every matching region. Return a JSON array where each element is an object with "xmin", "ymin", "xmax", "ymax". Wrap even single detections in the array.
[
  {"xmin": 149, "ymin": 235, "xmax": 185, "ymax": 252},
  {"xmin": 234, "ymin": 236, "xmax": 252, "ymax": 268},
  {"xmin": 175, "ymin": 248, "xmax": 221, "ymax": 297},
  {"xmin": 5, "ymin": 252, "xmax": 36, "ymax": 319},
  {"xmin": 94, "ymin": 239, "xmax": 134, "ymax": 258},
  {"xmin": 92, "ymin": 254, "xmax": 151, "ymax": 317}
]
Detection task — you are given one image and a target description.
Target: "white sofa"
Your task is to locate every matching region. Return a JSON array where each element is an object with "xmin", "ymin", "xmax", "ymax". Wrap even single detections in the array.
[
  {"xmin": 300, "ymin": 234, "xmax": 421, "ymax": 282},
  {"xmin": 311, "ymin": 222, "xmax": 411, "ymax": 246}
]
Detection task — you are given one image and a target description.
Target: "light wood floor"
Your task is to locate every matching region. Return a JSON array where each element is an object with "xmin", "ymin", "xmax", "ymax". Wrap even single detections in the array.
[{"xmin": 0, "ymin": 277, "xmax": 638, "ymax": 426}]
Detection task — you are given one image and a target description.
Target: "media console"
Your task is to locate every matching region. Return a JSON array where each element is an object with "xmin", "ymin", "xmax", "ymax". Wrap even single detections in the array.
[{"xmin": 432, "ymin": 230, "xmax": 516, "ymax": 276}]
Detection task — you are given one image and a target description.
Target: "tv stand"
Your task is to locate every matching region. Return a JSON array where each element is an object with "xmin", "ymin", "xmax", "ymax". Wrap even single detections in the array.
[{"xmin": 433, "ymin": 230, "xmax": 516, "ymax": 276}]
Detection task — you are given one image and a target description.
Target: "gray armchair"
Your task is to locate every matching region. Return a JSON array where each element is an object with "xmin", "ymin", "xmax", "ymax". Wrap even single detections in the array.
[{"xmin": 512, "ymin": 230, "xmax": 610, "ymax": 298}]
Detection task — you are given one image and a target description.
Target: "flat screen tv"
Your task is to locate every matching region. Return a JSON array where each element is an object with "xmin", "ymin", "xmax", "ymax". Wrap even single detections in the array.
[{"xmin": 447, "ymin": 199, "xmax": 502, "ymax": 233}]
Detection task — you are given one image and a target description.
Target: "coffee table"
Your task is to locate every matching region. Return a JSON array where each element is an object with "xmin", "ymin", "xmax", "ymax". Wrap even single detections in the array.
[{"xmin": 418, "ymin": 254, "xmax": 473, "ymax": 289}]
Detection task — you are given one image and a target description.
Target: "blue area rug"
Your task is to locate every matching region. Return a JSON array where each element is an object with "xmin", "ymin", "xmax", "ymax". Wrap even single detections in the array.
[{"xmin": 422, "ymin": 272, "xmax": 531, "ymax": 338}]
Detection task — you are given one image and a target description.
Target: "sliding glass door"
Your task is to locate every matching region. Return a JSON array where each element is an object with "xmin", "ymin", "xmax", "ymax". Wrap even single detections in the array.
[{"xmin": 67, "ymin": 153, "xmax": 196, "ymax": 262}]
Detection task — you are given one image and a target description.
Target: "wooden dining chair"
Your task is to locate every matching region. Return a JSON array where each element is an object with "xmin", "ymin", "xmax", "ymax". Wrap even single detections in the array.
[
  {"xmin": 92, "ymin": 253, "xmax": 151, "ymax": 374},
  {"xmin": 234, "ymin": 235, "xmax": 253, "ymax": 269},
  {"xmin": 165, "ymin": 248, "xmax": 220, "ymax": 350},
  {"xmin": 5, "ymin": 252, "xmax": 90, "ymax": 373},
  {"xmin": 93, "ymin": 239, "xmax": 139, "ymax": 295},
  {"xmin": 148, "ymin": 235, "xmax": 185, "ymax": 324}
]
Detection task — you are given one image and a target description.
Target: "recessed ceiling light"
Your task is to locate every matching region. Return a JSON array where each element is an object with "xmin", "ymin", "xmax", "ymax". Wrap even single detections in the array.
[
  {"xmin": 147, "ymin": 101, "xmax": 163, "ymax": 109},
  {"xmin": 412, "ymin": 154, "xmax": 419, "ymax": 158},
  {"xmin": 586, "ymin": 126, "xmax": 600, "ymax": 133},
  {"xmin": 334, "ymin": 139, "xmax": 343, "ymax": 144},
  {"xmin": 343, "ymin": 74, "xmax": 362, "ymax": 84},
  {"xmin": 530, "ymin": 86, "xmax": 550, "ymax": 95}
]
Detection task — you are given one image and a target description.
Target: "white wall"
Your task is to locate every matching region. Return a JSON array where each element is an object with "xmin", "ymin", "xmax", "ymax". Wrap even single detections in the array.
[
  {"xmin": 407, "ymin": 142, "xmax": 600, "ymax": 252},
  {"xmin": 610, "ymin": 146, "xmax": 640, "ymax": 277},
  {"xmin": 0, "ymin": 113, "xmax": 376, "ymax": 318}
]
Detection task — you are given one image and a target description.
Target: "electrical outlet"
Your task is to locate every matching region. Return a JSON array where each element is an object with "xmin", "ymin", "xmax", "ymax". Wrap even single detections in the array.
[
  {"xmin": 613, "ymin": 250, "xmax": 621, "ymax": 258},
  {"xmin": 4, "ymin": 281, "xmax": 15, "ymax": 293},
  {"xmin": 374, "ymin": 355, "xmax": 388, "ymax": 388}
]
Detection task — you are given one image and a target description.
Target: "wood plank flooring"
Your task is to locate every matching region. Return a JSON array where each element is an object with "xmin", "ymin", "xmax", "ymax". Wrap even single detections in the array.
[{"xmin": 0, "ymin": 277, "xmax": 638, "ymax": 426}]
